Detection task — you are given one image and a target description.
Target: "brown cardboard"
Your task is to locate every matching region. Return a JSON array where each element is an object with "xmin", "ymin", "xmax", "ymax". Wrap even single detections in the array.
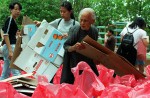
[
  {"xmin": 22, "ymin": 16, "xmax": 34, "ymax": 25},
  {"xmin": 10, "ymin": 36, "xmax": 22, "ymax": 70},
  {"xmin": 76, "ymin": 35, "xmax": 145, "ymax": 79}
]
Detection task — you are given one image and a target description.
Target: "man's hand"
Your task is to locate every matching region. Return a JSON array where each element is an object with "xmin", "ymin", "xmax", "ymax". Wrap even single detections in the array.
[
  {"xmin": 68, "ymin": 42, "xmax": 85, "ymax": 52},
  {"xmin": 74, "ymin": 42, "xmax": 85, "ymax": 50}
]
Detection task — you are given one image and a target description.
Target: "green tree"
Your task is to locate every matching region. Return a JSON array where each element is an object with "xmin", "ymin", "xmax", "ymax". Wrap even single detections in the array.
[
  {"xmin": 0, "ymin": 0, "xmax": 150, "ymax": 32},
  {"xmin": 0, "ymin": 0, "xmax": 61, "ymax": 28}
]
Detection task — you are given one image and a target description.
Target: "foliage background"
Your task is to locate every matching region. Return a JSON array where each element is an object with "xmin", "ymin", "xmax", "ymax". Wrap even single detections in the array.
[{"xmin": 0, "ymin": 0, "xmax": 150, "ymax": 33}]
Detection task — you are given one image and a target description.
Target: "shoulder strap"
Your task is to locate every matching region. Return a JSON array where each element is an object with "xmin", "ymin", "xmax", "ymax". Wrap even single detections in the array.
[
  {"xmin": 127, "ymin": 27, "xmax": 138, "ymax": 34},
  {"xmin": 132, "ymin": 28, "xmax": 138, "ymax": 33},
  {"xmin": 57, "ymin": 18, "xmax": 62, "ymax": 26},
  {"xmin": 133, "ymin": 42, "xmax": 138, "ymax": 46},
  {"xmin": 6, "ymin": 16, "xmax": 12, "ymax": 34},
  {"xmin": 132, "ymin": 29, "xmax": 139, "ymax": 46},
  {"xmin": 127, "ymin": 27, "xmax": 129, "ymax": 33},
  {"xmin": 73, "ymin": 19, "xmax": 75, "ymax": 25},
  {"xmin": 58, "ymin": 18, "xmax": 76, "ymax": 26}
]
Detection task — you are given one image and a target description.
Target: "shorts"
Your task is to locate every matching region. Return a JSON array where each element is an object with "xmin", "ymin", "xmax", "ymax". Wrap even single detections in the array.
[{"xmin": 135, "ymin": 59, "xmax": 145, "ymax": 65}]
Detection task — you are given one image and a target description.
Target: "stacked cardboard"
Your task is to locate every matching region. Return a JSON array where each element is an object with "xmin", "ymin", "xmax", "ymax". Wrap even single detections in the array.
[
  {"xmin": 0, "ymin": 73, "xmax": 37, "ymax": 96},
  {"xmin": 11, "ymin": 17, "xmax": 65, "ymax": 82}
]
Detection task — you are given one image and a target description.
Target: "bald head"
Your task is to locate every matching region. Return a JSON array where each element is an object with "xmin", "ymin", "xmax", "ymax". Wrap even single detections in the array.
[{"xmin": 78, "ymin": 8, "xmax": 96, "ymax": 30}]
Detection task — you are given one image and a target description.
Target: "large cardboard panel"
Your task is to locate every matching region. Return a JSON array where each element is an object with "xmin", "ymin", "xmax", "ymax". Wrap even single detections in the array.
[{"xmin": 76, "ymin": 36, "xmax": 145, "ymax": 79}]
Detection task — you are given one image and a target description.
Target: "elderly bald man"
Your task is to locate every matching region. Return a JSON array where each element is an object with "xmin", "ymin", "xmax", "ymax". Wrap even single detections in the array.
[{"xmin": 60, "ymin": 8, "xmax": 99, "ymax": 84}]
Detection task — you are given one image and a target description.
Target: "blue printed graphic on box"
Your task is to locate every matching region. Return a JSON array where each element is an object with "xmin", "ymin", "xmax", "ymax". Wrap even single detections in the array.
[
  {"xmin": 25, "ymin": 24, "xmax": 37, "ymax": 39},
  {"xmin": 40, "ymin": 29, "xmax": 65, "ymax": 62}
]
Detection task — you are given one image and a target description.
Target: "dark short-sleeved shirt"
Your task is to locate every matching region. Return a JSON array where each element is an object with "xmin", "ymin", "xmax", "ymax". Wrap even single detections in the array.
[
  {"xmin": 105, "ymin": 35, "xmax": 116, "ymax": 51},
  {"xmin": 3, "ymin": 16, "xmax": 18, "ymax": 44}
]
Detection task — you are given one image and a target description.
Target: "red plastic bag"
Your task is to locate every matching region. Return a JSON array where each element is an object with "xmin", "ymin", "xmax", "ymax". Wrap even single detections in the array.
[
  {"xmin": 38, "ymin": 75, "xmax": 49, "ymax": 83},
  {"xmin": 97, "ymin": 64, "xmax": 114, "ymax": 87},
  {"xmin": 56, "ymin": 84, "xmax": 89, "ymax": 98},
  {"xmin": 0, "ymin": 82, "xmax": 30, "ymax": 98},
  {"xmin": 0, "ymin": 60, "xmax": 4, "ymax": 76},
  {"xmin": 53, "ymin": 65, "xmax": 63, "ymax": 84},
  {"xmin": 113, "ymin": 75, "xmax": 136, "ymax": 87},
  {"xmin": 32, "ymin": 83, "xmax": 89, "ymax": 98},
  {"xmin": 128, "ymin": 79, "xmax": 150, "ymax": 98},
  {"xmin": 0, "ymin": 82, "xmax": 17, "ymax": 98},
  {"xmin": 145, "ymin": 65, "xmax": 150, "ymax": 77},
  {"xmin": 100, "ymin": 84, "xmax": 132, "ymax": 98},
  {"xmin": 72, "ymin": 61, "xmax": 105, "ymax": 97}
]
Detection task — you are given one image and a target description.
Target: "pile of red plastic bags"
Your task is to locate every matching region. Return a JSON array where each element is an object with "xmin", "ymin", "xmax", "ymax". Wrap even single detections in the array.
[{"xmin": 1, "ymin": 61, "xmax": 150, "ymax": 98}]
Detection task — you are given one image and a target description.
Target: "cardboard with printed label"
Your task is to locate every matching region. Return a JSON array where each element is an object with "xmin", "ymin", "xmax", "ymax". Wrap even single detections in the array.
[
  {"xmin": 34, "ymin": 29, "xmax": 65, "ymax": 62},
  {"xmin": 24, "ymin": 24, "xmax": 37, "ymax": 39},
  {"xmin": 27, "ymin": 20, "xmax": 64, "ymax": 66},
  {"xmin": 14, "ymin": 46, "xmax": 58, "ymax": 82}
]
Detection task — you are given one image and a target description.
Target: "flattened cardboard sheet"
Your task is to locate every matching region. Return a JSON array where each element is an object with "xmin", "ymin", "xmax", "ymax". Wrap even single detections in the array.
[{"xmin": 76, "ymin": 36, "xmax": 145, "ymax": 79}]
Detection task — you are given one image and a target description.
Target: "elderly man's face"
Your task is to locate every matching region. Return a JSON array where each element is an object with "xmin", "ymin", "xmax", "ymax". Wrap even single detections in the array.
[{"xmin": 80, "ymin": 13, "xmax": 94, "ymax": 30}]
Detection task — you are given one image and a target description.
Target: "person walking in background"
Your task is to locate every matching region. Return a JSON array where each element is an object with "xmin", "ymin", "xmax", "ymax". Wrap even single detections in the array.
[
  {"xmin": 0, "ymin": 2, "xmax": 22, "ymax": 80},
  {"xmin": 104, "ymin": 29, "xmax": 116, "ymax": 52},
  {"xmin": 118, "ymin": 17, "xmax": 149, "ymax": 66},
  {"xmin": 60, "ymin": 8, "xmax": 99, "ymax": 84}
]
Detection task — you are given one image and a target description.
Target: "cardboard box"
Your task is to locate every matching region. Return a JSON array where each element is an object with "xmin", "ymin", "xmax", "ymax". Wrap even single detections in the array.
[
  {"xmin": 12, "ymin": 20, "xmax": 64, "ymax": 81},
  {"xmin": 27, "ymin": 20, "xmax": 64, "ymax": 66},
  {"xmin": 24, "ymin": 24, "xmax": 37, "ymax": 39},
  {"xmin": 14, "ymin": 46, "xmax": 58, "ymax": 82},
  {"xmin": 34, "ymin": 29, "xmax": 65, "ymax": 62},
  {"xmin": 27, "ymin": 20, "xmax": 50, "ymax": 49}
]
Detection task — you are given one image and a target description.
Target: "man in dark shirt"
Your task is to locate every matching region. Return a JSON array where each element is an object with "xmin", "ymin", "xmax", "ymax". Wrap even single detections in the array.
[
  {"xmin": 104, "ymin": 29, "xmax": 116, "ymax": 52},
  {"xmin": 60, "ymin": 8, "xmax": 99, "ymax": 84}
]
